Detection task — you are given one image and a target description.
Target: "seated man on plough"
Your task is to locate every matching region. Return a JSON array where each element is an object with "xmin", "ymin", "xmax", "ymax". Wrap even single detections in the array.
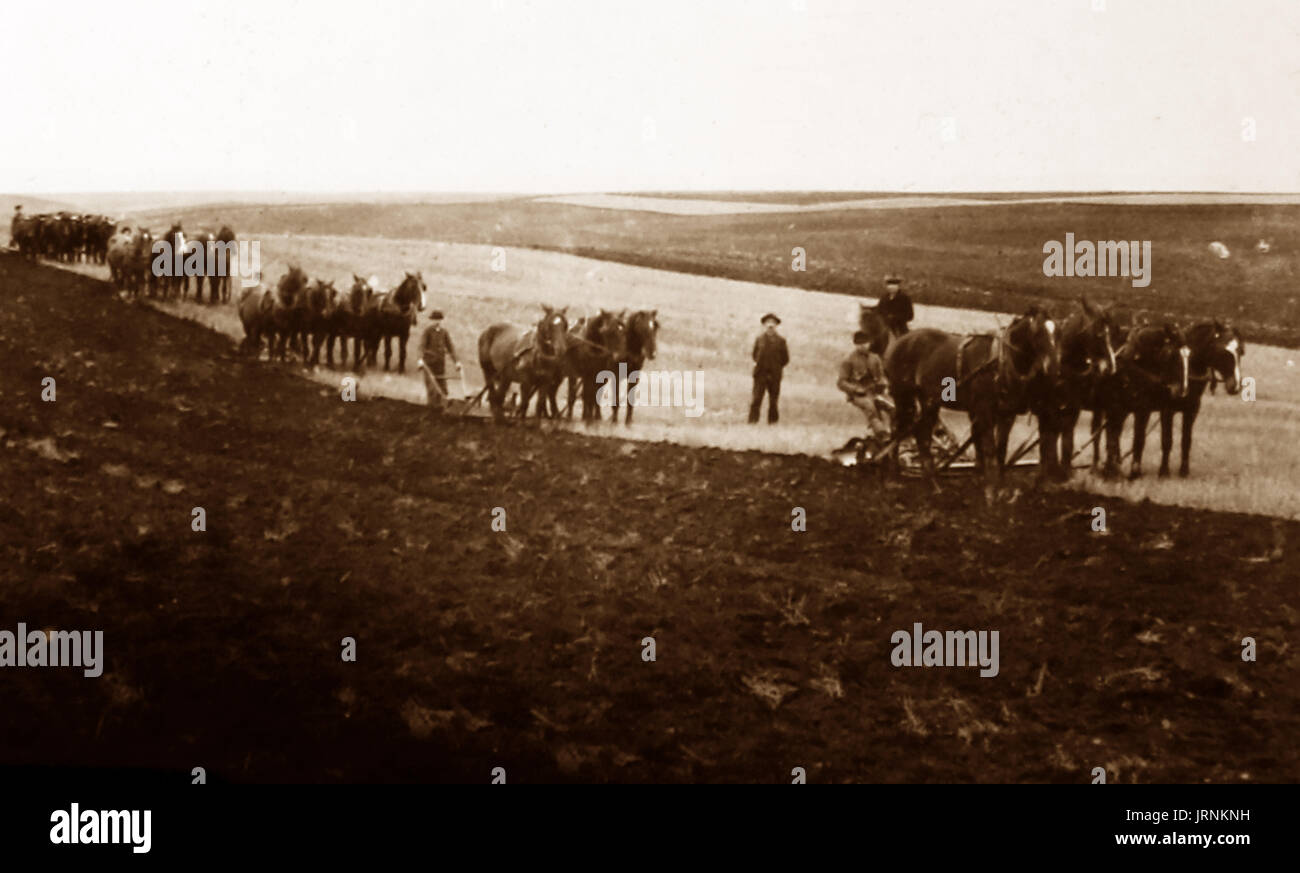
[{"xmin": 838, "ymin": 330, "xmax": 893, "ymax": 457}]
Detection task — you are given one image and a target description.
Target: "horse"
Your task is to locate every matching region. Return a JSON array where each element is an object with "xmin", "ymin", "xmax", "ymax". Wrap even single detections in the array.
[
  {"xmin": 884, "ymin": 306, "xmax": 1059, "ymax": 501},
  {"xmin": 181, "ymin": 229, "xmax": 215, "ymax": 302},
  {"xmin": 268, "ymin": 266, "xmax": 311, "ymax": 362},
  {"xmin": 305, "ymin": 279, "xmax": 339, "ymax": 367},
  {"xmin": 157, "ymin": 223, "xmax": 187, "ymax": 300},
  {"xmin": 1098, "ymin": 323, "xmax": 1190, "ymax": 479},
  {"xmin": 554, "ymin": 310, "xmax": 628, "ymax": 422},
  {"xmin": 611, "ymin": 309, "xmax": 660, "ymax": 424},
  {"xmin": 209, "ymin": 225, "xmax": 238, "ymax": 303},
  {"xmin": 328, "ymin": 275, "xmax": 376, "ymax": 371},
  {"xmin": 1153, "ymin": 320, "xmax": 1244, "ymax": 478},
  {"xmin": 364, "ymin": 272, "xmax": 426, "ymax": 372},
  {"xmin": 237, "ymin": 285, "xmax": 275, "ymax": 357},
  {"xmin": 478, "ymin": 305, "xmax": 570, "ymax": 423},
  {"xmin": 1036, "ymin": 297, "xmax": 1120, "ymax": 480}
]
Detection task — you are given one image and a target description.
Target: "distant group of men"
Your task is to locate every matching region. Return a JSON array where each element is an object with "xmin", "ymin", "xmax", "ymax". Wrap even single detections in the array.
[{"xmin": 749, "ymin": 275, "xmax": 912, "ymax": 439}]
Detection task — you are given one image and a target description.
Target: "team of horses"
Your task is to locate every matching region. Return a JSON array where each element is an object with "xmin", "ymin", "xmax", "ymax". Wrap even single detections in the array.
[
  {"xmin": 238, "ymin": 269, "xmax": 428, "ymax": 372},
  {"xmin": 16, "ymin": 220, "xmax": 1245, "ymax": 477},
  {"xmin": 10, "ymin": 211, "xmax": 115, "ymax": 264},
  {"xmin": 104, "ymin": 223, "xmax": 240, "ymax": 304},
  {"xmin": 865, "ymin": 297, "xmax": 1245, "ymax": 500},
  {"xmin": 478, "ymin": 306, "xmax": 661, "ymax": 424}
]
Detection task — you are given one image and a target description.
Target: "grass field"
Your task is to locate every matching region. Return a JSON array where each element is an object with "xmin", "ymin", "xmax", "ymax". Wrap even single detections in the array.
[
  {"xmin": 56, "ymin": 227, "xmax": 1300, "ymax": 520},
  {"xmin": 138, "ymin": 197, "xmax": 1300, "ymax": 348}
]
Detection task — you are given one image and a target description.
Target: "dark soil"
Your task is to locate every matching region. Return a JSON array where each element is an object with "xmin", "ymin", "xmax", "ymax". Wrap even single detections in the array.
[{"xmin": 1, "ymin": 254, "xmax": 1297, "ymax": 783}]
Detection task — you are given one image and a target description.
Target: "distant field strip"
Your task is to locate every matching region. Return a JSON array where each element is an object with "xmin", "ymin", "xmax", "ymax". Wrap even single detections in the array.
[
  {"xmin": 536, "ymin": 192, "xmax": 1300, "ymax": 215},
  {"xmin": 54, "ymin": 234, "xmax": 1300, "ymax": 519}
]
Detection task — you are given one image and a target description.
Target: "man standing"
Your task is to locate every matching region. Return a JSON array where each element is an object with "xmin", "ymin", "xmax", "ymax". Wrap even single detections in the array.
[
  {"xmin": 417, "ymin": 310, "xmax": 463, "ymax": 412},
  {"xmin": 838, "ymin": 330, "xmax": 891, "ymax": 447},
  {"xmin": 749, "ymin": 312, "xmax": 789, "ymax": 424},
  {"xmin": 10, "ymin": 205, "xmax": 22, "ymax": 249},
  {"xmin": 876, "ymin": 275, "xmax": 914, "ymax": 336}
]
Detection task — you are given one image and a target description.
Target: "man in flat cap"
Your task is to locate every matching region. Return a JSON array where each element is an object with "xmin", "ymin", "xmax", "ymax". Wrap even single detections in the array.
[
  {"xmin": 876, "ymin": 275, "xmax": 914, "ymax": 337},
  {"xmin": 749, "ymin": 312, "xmax": 789, "ymax": 424},
  {"xmin": 417, "ymin": 309, "xmax": 462, "ymax": 412}
]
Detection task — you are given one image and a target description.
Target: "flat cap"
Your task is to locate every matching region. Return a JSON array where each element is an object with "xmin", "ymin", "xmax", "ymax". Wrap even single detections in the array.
[{"xmin": 761, "ymin": 312, "xmax": 781, "ymax": 325}]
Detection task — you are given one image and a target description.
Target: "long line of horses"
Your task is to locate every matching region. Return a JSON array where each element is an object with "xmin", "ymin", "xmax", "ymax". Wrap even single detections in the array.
[
  {"xmin": 233, "ymin": 266, "xmax": 663, "ymax": 423},
  {"xmin": 11, "ymin": 211, "xmax": 116, "ymax": 264},
  {"xmin": 19, "ymin": 223, "xmax": 1243, "ymax": 485},
  {"xmin": 861, "ymin": 297, "xmax": 1246, "ymax": 498}
]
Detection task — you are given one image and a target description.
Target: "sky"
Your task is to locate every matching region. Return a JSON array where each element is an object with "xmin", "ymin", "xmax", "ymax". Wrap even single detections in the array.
[{"xmin": 3, "ymin": 0, "xmax": 1298, "ymax": 193}]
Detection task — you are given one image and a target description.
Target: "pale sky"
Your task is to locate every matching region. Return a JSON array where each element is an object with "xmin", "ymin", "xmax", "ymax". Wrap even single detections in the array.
[{"xmin": 4, "ymin": 0, "xmax": 1298, "ymax": 193}]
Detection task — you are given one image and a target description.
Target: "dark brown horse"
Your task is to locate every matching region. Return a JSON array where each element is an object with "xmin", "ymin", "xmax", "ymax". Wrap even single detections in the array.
[
  {"xmin": 305, "ymin": 279, "xmax": 338, "ymax": 367},
  {"xmin": 1036, "ymin": 297, "xmax": 1120, "ymax": 479},
  {"xmin": 237, "ymin": 284, "xmax": 275, "ymax": 358},
  {"xmin": 1153, "ymin": 321, "xmax": 1243, "ymax": 478},
  {"xmin": 554, "ymin": 310, "xmax": 629, "ymax": 422},
  {"xmin": 611, "ymin": 309, "xmax": 659, "ymax": 424},
  {"xmin": 884, "ymin": 307, "xmax": 1059, "ymax": 500},
  {"xmin": 269, "ymin": 266, "xmax": 311, "ymax": 362},
  {"xmin": 364, "ymin": 272, "xmax": 426, "ymax": 372},
  {"xmin": 209, "ymin": 225, "xmax": 238, "ymax": 304},
  {"xmin": 478, "ymin": 305, "xmax": 570, "ymax": 422},
  {"xmin": 1099, "ymin": 323, "xmax": 1190, "ymax": 479},
  {"xmin": 156, "ymin": 223, "xmax": 187, "ymax": 300}
]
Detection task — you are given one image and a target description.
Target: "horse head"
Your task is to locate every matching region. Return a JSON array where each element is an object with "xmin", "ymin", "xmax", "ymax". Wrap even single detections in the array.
[
  {"xmin": 591, "ymin": 309, "xmax": 629, "ymax": 362},
  {"xmin": 1191, "ymin": 320, "xmax": 1244, "ymax": 395},
  {"xmin": 1006, "ymin": 306, "xmax": 1059, "ymax": 381},
  {"xmin": 277, "ymin": 266, "xmax": 308, "ymax": 306},
  {"xmin": 1078, "ymin": 296, "xmax": 1119, "ymax": 377},
  {"xmin": 536, "ymin": 304, "xmax": 569, "ymax": 358},
  {"xmin": 349, "ymin": 274, "xmax": 373, "ymax": 314},
  {"xmin": 630, "ymin": 309, "xmax": 659, "ymax": 360}
]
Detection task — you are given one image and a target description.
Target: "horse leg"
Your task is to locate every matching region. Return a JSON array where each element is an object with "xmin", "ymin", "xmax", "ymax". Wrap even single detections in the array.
[
  {"xmin": 1179, "ymin": 403, "xmax": 1198, "ymax": 478},
  {"xmin": 994, "ymin": 415, "xmax": 1013, "ymax": 472},
  {"xmin": 972, "ymin": 411, "xmax": 999, "ymax": 505},
  {"xmin": 624, "ymin": 369, "xmax": 638, "ymax": 426},
  {"xmin": 1059, "ymin": 407, "xmax": 1080, "ymax": 480},
  {"xmin": 915, "ymin": 403, "xmax": 941, "ymax": 494},
  {"xmin": 383, "ymin": 336, "xmax": 392, "ymax": 371},
  {"xmin": 1158, "ymin": 407, "xmax": 1174, "ymax": 478},
  {"xmin": 1129, "ymin": 409, "xmax": 1150, "ymax": 479},
  {"xmin": 397, "ymin": 334, "xmax": 407, "ymax": 373}
]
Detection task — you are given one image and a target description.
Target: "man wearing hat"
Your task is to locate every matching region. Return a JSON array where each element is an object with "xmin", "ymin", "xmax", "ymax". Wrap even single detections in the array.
[
  {"xmin": 838, "ymin": 330, "xmax": 892, "ymax": 447},
  {"xmin": 417, "ymin": 309, "xmax": 462, "ymax": 412},
  {"xmin": 749, "ymin": 312, "xmax": 790, "ymax": 424},
  {"xmin": 877, "ymin": 275, "xmax": 914, "ymax": 336}
]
